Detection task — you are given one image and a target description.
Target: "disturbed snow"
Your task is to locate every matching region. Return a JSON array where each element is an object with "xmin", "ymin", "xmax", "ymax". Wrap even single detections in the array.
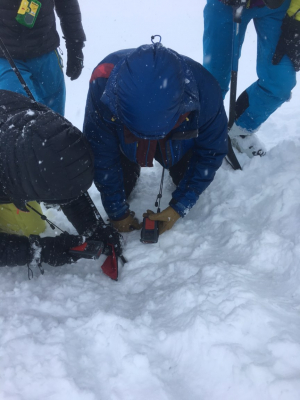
[{"xmin": 1, "ymin": 0, "xmax": 300, "ymax": 398}]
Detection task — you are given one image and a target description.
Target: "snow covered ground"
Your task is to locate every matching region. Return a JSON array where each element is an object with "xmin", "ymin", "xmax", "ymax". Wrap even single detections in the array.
[{"xmin": 1, "ymin": 1, "xmax": 300, "ymax": 399}]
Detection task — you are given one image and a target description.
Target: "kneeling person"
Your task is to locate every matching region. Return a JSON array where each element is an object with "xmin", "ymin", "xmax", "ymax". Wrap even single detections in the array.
[
  {"xmin": 83, "ymin": 42, "xmax": 228, "ymax": 235},
  {"xmin": 0, "ymin": 90, "xmax": 122, "ymax": 270}
]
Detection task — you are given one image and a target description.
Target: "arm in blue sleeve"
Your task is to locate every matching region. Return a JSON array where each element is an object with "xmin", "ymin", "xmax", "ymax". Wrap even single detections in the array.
[{"xmin": 170, "ymin": 99, "xmax": 228, "ymax": 217}]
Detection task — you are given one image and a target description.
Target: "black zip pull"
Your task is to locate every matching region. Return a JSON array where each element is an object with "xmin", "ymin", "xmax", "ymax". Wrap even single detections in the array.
[{"xmin": 155, "ymin": 168, "xmax": 165, "ymax": 213}]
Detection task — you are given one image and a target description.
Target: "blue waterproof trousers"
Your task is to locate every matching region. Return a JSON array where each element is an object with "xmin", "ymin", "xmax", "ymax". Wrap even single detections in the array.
[
  {"xmin": 0, "ymin": 50, "xmax": 66, "ymax": 116},
  {"xmin": 203, "ymin": 0, "xmax": 296, "ymax": 131}
]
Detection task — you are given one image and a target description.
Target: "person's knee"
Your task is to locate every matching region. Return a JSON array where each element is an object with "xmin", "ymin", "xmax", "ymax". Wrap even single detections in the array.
[
  {"xmin": 270, "ymin": 78, "xmax": 295, "ymax": 101},
  {"xmin": 260, "ymin": 67, "xmax": 296, "ymax": 101}
]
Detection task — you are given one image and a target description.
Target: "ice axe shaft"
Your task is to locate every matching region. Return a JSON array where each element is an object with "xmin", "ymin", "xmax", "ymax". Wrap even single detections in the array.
[
  {"xmin": 228, "ymin": 5, "xmax": 244, "ymax": 130},
  {"xmin": 226, "ymin": 5, "xmax": 244, "ymax": 171}
]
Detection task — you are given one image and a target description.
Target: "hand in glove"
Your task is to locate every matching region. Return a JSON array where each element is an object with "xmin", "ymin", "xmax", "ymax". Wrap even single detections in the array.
[
  {"xmin": 272, "ymin": 14, "xmax": 300, "ymax": 72},
  {"xmin": 111, "ymin": 211, "xmax": 142, "ymax": 233},
  {"xmin": 219, "ymin": 0, "xmax": 247, "ymax": 5},
  {"xmin": 89, "ymin": 223, "xmax": 123, "ymax": 257},
  {"xmin": 30, "ymin": 233, "xmax": 84, "ymax": 267},
  {"xmin": 66, "ymin": 42, "xmax": 84, "ymax": 80},
  {"xmin": 144, "ymin": 207, "xmax": 180, "ymax": 235}
]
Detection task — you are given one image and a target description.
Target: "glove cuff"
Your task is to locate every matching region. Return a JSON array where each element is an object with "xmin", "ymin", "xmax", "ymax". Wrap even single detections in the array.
[
  {"xmin": 282, "ymin": 14, "xmax": 300, "ymax": 34},
  {"xmin": 111, "ymin": 210, "xmax": 131, "ymax": 222},
  {"xmin": 28, "ymin": 235, "xmax": 44, "ymax": 274},
  {"xmin": 169, "ymin": 199, "xmax": 186, "ymax": 218},
  {"xmin": 65, "ymin": 40, "xmax": 85, "ymax": 52}
]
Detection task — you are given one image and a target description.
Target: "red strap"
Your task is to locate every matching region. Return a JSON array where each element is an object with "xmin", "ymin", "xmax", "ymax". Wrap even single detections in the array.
[
  {"xmin": 124, "ymin": 125, "xmax": 139, "ymax": 143},
  {"xmin": 71, "ymin": 242, "xmax": 88, "ymax": 251}
]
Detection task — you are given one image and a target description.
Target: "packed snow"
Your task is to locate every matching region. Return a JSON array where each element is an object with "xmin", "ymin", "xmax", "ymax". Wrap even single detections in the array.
[{"xmin": 1, "ymin": 1, "xmax": 300, "ymax": 399}]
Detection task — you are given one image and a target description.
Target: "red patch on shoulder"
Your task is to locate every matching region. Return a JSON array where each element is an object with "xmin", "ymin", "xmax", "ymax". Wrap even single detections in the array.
[{"xmin": 90, "ymin": 63, "xmax": 115, "ymax": 82}]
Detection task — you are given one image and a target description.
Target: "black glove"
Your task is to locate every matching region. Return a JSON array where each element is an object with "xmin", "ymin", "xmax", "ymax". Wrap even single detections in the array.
[
  {"xmin": 220, "ymin": 0, "xmax": 247, "ymax": 5},
  {"xmin": 30, "ymin": 233, "xmax": 84, "ymax": 267},
  {"xmin": 66, "ymin": 42, "xmax": 84, "ymax": 80},
  {"xmin": 272, "ymin": 14, "xmax": 300, "ymax": 72},
  {"xmin": 89, "ymin": 224, "xmax": 123, "ymax": 257}
]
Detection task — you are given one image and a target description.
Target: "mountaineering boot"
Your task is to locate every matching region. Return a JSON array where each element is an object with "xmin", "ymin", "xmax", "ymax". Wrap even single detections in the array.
[{"xmin": 229, "ymin": 123, "xmax": 266, "ymax": 158}]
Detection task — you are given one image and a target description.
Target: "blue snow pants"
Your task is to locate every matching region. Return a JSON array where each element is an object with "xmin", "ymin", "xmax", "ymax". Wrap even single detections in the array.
[
  {"xmin": 0, "ymin": 50, "xmax": 66, "ymax": 116},
  {"xmin": 203, "ymin": 0, "xmax": 296, "ymax": 131}
]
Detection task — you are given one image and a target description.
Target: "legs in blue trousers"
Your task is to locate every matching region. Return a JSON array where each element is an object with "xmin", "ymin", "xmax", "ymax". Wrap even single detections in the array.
[
  {"xmin": 203, "ymin": 0, "xmax": 296, "ymax": 132},
  {"xmin": 0, "ymin": 50, "xmax": 66, "ymax": 116}
]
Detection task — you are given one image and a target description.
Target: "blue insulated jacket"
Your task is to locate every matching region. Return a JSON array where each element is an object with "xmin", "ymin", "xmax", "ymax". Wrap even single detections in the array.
[{"xmin": 83, "ymin": 45, "xmax": 228, "ymax": 220}]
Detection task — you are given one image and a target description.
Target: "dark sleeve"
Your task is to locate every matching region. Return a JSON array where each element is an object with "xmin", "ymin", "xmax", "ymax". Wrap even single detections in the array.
[
  {"xmin": 170, "ymin": 66, "xmax": 228, "ymax": 217},
  {"xmin": 170, "ymin": 99, "xmax": 228, "ymax": 216},
  {"xmin": 54, "ymin": 0, "xmax": 86, "ymax": 43},
  {"xmin": 0, "ymin": 233, "xmax": 31, "ymax": 267},
  {"xmin": 60, "ymin": 192, "xmax": 105, "ymax": 236}
]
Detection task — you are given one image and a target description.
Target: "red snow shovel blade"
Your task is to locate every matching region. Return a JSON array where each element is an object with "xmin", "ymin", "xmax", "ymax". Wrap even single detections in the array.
[{"xmin": 101, "ymin": 244, "xmax": 118, "ymax": 281}]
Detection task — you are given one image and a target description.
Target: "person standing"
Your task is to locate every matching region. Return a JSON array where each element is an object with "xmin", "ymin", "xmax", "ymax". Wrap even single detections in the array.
[
  {"xmin": 0, "ymin": 0, "xmax": 86, "ymax": 236},
  {"xmin": 203, "ymin": 0, "xmax": 300, "ymax": 158},
  {"xmin": 0, "ymin": 0, "xmax": 86, "ymax": 116}
]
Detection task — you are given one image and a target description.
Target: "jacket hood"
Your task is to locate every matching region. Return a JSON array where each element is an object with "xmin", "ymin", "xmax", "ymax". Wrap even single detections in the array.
[
  {"xmin": 101, "ymin": 43, "xmax": 200, "ymax": 139},
  {"xmin": 0, "ymin": 90, "xmax": 94, "ymax": 211}
]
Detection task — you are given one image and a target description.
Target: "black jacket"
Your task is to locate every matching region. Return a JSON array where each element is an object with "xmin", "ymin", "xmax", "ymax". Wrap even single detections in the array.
[
  {"xmin": 0, "ymin": 0, "xmax": 86, "ymax": 59},
  {"xmin": 0, "ymin": 90, "xmax": 99, "ymax": 268}
]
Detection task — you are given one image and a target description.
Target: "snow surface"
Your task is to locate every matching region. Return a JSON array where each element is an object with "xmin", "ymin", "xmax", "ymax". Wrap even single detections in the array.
[{"xmin": 1, "ymin": 1, "xmax": 300, "ymax": 399}]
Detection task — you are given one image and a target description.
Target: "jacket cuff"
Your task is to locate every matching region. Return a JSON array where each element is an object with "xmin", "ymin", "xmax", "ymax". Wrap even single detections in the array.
[
  {"xmin": 169, "ymin": 198, "xmax": 188, "ymax": 218},
  {"xmin": 65, "ymin": 40, "xmax": 85, "ymax": 51},
  {"xmin": 107, "ymin": 204, "xmax": 130, "ymax": 221}
]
